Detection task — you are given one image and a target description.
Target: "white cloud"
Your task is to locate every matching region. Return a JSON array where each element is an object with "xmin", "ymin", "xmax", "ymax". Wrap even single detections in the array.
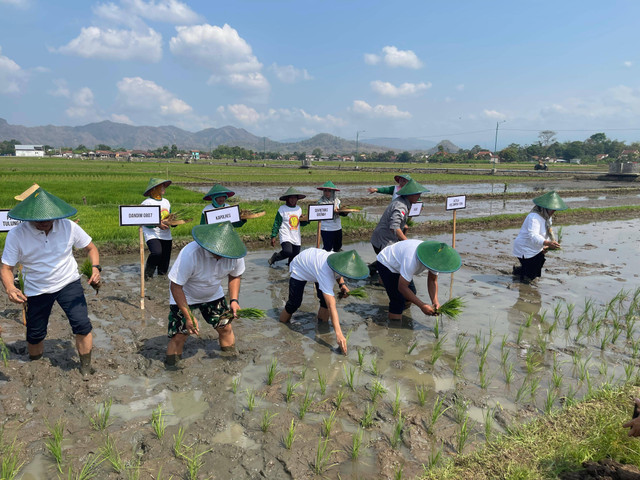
[
  {"xmin": 0, "ymin": 47, "xmax": 27, "ymax": 94},
  {"xmin": 209, "ymin": 72, "xmax": 269, "ymax": 94},
  {"xmin": 370, "ymin": 80, "xmax": 430, "ymax": 97},
  {"xmin": 49, "ymin": 79, "xmax": 70, "ymax": 98},
  {"xmin": 54, "ymin": 27, "xmax": 162, "ymax": 62},
  {"xmin": 94, "ymin": 0, "xmax": 202, "ymax": 25},
  {"xmin": 116, "ymin": 77, "xmax": 192, "ymax": 115},
  {"xmin": 351, "ymin": 100, "xmax": 411, "ymax": 118},
  {"xmin": 110, "ymin": 113, "xmax": 134, "ymax": 124},
  {"xmin": 539, "ymin": 85, "xmax": 640, "ymax": 120},
  {"xmin": 224, "ymin": 104, "xmax": 261, "ymax": 124},
  {"xmin": 483, "ymin": 109, "xmax": 506, "ymax": 120},
  {"xmin": 218, "ymin": 104, "xmax": 345, "ymax": 129},
  {"xmin": 66, "ymin": 87, "xmax": 95, "ymax": 118},
  {"xmin": 270, "ymin": 63, "xmax": 312, "ymax": 83},
  {"xmin": 0, "ymin": 0, "xmax": 29, "ymax": 7},
  {"xmin": 365, "ymin": 46, "xmax": 423, "ymax": 69},
  {"xmin": 623, "ymin": 61, "xmax": 633, "ymax": 67}
]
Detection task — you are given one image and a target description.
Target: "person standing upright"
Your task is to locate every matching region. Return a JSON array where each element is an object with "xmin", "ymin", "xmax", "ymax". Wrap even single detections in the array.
[{"xmin": 141, "ymin": 178, "xmax": 172, "ymax": 280}]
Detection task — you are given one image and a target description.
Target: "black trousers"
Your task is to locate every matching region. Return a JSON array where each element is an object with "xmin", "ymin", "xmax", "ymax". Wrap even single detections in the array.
[
  {"xmin": 272, "ymin": 241, "xmax": 301, "ymax": 265},
  {"xmin": 321, "ymin": 229, "xmax": 343, "ymax": 252},
  {"xmin": 146, "ymin": 239, "xmax": 172, "ymax": 277},
  {"xmin": 517, "ymin": 251, "xmax": 546, "ymax": 280},
  {"xmin": 377, "ymin": 263, "xmax": 417, "ymax": 315},
  {"xmin": 284, "ymin": 278, "xmax": 327, "ymax": 314}
]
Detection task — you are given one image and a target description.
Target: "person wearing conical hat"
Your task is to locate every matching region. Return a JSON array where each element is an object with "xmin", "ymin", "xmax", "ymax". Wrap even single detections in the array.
[
  {"xmin": 370, "ymin": 179, "xmax": 429, "ymax": 255},
  {"xmin": 164, "ymin": 222, "xmax": 247, "ymax": 368},
  {"xmin": 377, "ymin": 240, "xmax": 461, "ymax": 320},
  {"xmin": 512, "ymin": 191, "xmax": 567, "ymax": 282},
  {"xmin": 367, "ymin": 174, "xmax": 412, "ymax": 201},
  {"xmin": 279, "ymin": 248, "xmax": 369, "ymax": 355},
  {"xmin": 199, "ymin": 184, "xmax": 246, "ymax": 228},
  {"xmin": 0, "ymin": 188, "xmax": 101, "ymax": 376},
  {"xmin": 317, "ymin": 181, "xmax": 343, "ymax": 252},
  {"xmin": 268, "ymin": 187, "xmax": 310, "ymax": 266},
  {"xmin": 141, "ymin": 178, "xmax": 173, "ymax": 280}
]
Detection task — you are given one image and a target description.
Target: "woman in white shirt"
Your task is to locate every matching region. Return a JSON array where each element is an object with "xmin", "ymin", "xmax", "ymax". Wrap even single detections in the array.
[
  {"xmin": 512, "ymin": 191, "xmax": 567, "ymax": 282},
  {"xmin": 141, "ymin": 178, "xmax": 172, "ymax": 279}
]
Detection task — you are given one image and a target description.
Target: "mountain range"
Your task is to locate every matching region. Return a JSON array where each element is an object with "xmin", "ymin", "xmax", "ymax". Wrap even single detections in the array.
[{"xmin": 0, "ymin": 118, "xmax": 460, "ymax": 154}]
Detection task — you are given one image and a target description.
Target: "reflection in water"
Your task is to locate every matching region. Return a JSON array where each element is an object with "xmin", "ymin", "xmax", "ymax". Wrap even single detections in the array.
[{"xmin": 507, "ymin": 282, "xmax": 542, "ymax": 343}]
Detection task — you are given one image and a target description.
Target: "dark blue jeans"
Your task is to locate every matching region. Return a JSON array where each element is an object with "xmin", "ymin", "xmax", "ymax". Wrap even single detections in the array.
[
  {"xmin": 284, "ymin": 278, "xmax": 327, "ymax": 314},
  {"xmin": 377, "ymin": 263, "xmax": 417, "ymax": 315}
]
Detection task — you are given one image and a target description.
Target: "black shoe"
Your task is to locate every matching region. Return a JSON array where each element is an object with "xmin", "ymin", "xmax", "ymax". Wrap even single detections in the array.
[{"xmin": 268, "ymin": 253, "xmax": 277, "ymax": 266}]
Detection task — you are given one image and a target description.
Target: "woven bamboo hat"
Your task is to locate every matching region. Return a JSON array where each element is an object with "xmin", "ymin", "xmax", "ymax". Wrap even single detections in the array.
[
  {"xmin": 203, "ymin": 184, "xmax": 236, "ymax": 201},
  {"xmin": 416, "ymin": 241, "xmax": 461, "ymax": 273},
  {"xmin": 396, "ymin": 179, "xmax": 429, "ymax": 196},
  {"xmin": 394, "ymin": 174, "xmax": 412, "ymax": 183},
  {"xmin": 279, "ymin": 187, "xmax": 307, "ymax": 201},
  {"xmin": 14, "ymin": 183, "xmax": 40, "ymax": 201},
  {"xmin": 317, "ymin": 181, "xmax": 340, "ymax": 191},
  {"xmin": 143, "ymin": 178, "xmax": 172, "ymax": 197},
  {"xmin": 8, "ymin": 187, "xmax": 77, "ymax": 221},
  {"xmin": 191, "ymin": 222, "xmax": 247, "ymax": 259},
  {"xmin": 532, "ymin": 191, "xmax": 568, "ymax": 211},
  {"xmin": 327, "ymin": 250, "xmax": 369, "ymax": 280}
]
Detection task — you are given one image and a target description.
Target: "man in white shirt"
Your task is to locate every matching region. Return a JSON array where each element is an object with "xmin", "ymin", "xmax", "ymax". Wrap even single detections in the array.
[
  {"xmin": 165, "ymin": 222, "xmax": 246, "ymax": 368},
  {"xmin": 279, "ymin": 248, "xmax": 369, "ymax": 355},
  {"xmin": 0, "ymin": 188, "xmax": 101, "ymax": 376},
  {"xmin": 377, "ymin": 240, "xmax": 461, "ymax": 320}
]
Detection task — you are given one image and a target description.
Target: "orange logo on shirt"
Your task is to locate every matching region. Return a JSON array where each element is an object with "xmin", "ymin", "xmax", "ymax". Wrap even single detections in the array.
[{"xmin": 289, "ymin": 215, "xmax": 299, "ymax": 229}]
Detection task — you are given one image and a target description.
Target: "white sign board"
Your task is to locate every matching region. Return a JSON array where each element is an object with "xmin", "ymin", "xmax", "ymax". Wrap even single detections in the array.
[
  {"xmin": 308, "ymin": 204, "xmax": 334, "ymax": 222},
  {"xmin": 446, "ymin": 195, "xmax": 467, "ymax": 211},
  {"xmin": 119, "ymin": 205, "xmax": 161, "ymax": 226},
  {"xmin": 0, "ymin": 210, "xmax": 21, "ymax": 232},
  {"xmin": 408, "ymin": 202, "xmax": 423, "ymax": 217},
  {"xmin": 204, "ymin": 205, "xmax": 240, "ymax": 225}
]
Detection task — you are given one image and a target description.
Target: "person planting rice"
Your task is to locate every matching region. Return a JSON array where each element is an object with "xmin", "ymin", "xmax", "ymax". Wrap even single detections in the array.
[
  {"xmin": 268, "ymin": 187, "xmax": 310, "ymax": 266},
  {"xmin": 512, "ymin": 191, "xmax": 567, "ymax": 283},
  {"xmin": 0, "ymin": 188, "xmax": 101, "ymax": 376},
  {"xmin": 199, "ymin": 183, "xmax": 246, "ymax": 228},
  {"xmin": 279, "ymin": 249, "xmax": 369, "ymax": 355},
  {"xmin": 165, "ymin": 222, "xmax": 246, "ymax": 369},
  {"xmin": 367, "ymin": 173, "xmax": 412, "ymax": 201},
  {"xmin": 141, "ymin": 178, "xmax": 173, "ymax": 280},
  {"xmin": 317, "ymin": 181, "xmax": 343, "ymax": 252},
  {"xmin": 377, "ymin": 240, "xmax": 461, "ymax": 321}
]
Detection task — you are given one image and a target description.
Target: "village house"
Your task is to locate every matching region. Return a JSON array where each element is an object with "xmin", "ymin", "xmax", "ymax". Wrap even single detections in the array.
[{"xmin": 15, "ymin": 145, "xmax": 45, "ymax": 157}]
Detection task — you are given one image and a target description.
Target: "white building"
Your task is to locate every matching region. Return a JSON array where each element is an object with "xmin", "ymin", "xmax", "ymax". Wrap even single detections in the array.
[{"xmin": 15, "ymin": 145, "xmax": 45, "ymax": 157}]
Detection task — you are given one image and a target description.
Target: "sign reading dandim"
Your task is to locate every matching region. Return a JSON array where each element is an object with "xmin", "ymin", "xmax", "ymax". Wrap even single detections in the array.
[{"xmin": 119, "ymin": 205, "xmax": 161, "ymax": 226}]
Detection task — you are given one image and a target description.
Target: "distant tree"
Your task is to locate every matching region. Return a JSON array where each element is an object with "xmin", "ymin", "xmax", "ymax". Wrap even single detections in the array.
[
  {"xmin": 499, "ymin": 145, "xmax": 520, "ymax": 163},
  {"xmin": 297, "ymin": 151, "xmax": 306, "ymax": 161},
  {"xmin": 170, "ymin": 144, "xmax": 178, "ymax": 158},
  {"xmin": 0, "ymin": 139, "xmax": 20, "ymax": 155},
  {"xmin": 538, "ymin": 130, "xmax": 557, "ymax": 147},
  {"xmin": 74, "ymin": 144, "xmax": 88, "ymax": 153},
  {"xmin": 563, "ymin": 141, "xmax": 583, "ymax": 160},
  {"xmin": 95, "ymin": 144, "xmax": 111, "ymax": 151},
  {"xmin": 396, "ymin": 151, "xmax": 413, "ymax": 163},
  {"xmin": 589, "ymin": 133, "xmax": 607, "ymax": 144},
  {"xmin": 312, "ymin": 148, "xmax": 322, "ymax": 158}
]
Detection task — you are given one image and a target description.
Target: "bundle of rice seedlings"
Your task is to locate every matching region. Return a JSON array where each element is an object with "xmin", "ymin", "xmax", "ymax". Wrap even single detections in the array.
[
  {"xmin": 0, "ymin": 337, "xmax": 9, "ymax": 366},
  {"xmin": 79, "ymin": 259, "xmax": 101, "ymax": 294},
  {"xmin": 188, "ymin": 310, "xmax": 200, "ymax": 335},
  {"xmin": 435, "ymin": 297, "xmax": 465, "ymax": 320},
  {"xmin": 347, "ymin": 286, "xmax": 368, "ymax": 299},
  {"xmin": 164, "ymin": 212, "xmax": 192, "ymax": 225},
  {"xmin": 237, "ymin": 308, "xmax": 267, "ymax": 319}
]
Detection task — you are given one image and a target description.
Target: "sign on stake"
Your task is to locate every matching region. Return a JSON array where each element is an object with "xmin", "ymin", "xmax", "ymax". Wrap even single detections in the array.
[{"xmin": 308, "ymin": 204, "xmax": 334, "ymax": 248}]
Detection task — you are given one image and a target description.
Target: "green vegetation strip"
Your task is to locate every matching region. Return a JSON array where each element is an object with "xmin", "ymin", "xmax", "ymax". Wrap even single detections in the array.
[{"xmin": 422, "ymin": 383, "xmax": 640, "ymax": 480}]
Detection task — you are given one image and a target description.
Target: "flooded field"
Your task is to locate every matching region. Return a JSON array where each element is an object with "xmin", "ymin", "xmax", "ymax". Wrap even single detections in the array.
[{"xmin": 1, "ymin": 218, "xmax": 640, "ymax": 479}]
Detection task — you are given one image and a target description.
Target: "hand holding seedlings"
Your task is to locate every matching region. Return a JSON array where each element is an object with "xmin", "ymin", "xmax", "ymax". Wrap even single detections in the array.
[{"xmin": 622, "ymin": 398, "xmax": 640, "ymax": 436}]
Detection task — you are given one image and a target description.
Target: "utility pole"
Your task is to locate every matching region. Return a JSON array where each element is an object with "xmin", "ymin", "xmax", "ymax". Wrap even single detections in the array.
[{"xmin": 355, "ymin": 130, "xmax": 365, "ymax": 161}]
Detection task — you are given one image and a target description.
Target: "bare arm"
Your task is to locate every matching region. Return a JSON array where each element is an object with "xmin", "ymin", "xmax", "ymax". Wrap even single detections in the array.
[
  {"xmin": 170, "ymin": 281, "xmax": 198, "ymax": 335},
  {"xmin": 228, "ymin": 274, "xmax": 241, "ymax": 317},
  {"xmin": 83, "ymin": 242, "xmax": 101, "ymax": 286},
  {"xmin": 394, "ymin": 228, "xmax": 408, "ymax": 241},
  {"xmin": 398, "ymin": 276, "xmax": 435, "ymax": 316},
  {"xmin": 1, "ymin": 263, "xmax": 26, "ymax": 304},
  {"xmin": 323, "ymin": 293, "xmax": 347, "ymax": 355},
  {"xmin": 427, "ymin": 271, "xmax": 439, "ymax": 310}
]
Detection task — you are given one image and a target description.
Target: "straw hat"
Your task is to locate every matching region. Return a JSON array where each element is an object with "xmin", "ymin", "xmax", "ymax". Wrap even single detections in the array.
[
  {"xmin": 532, "ymin": 191, "xmax": 568, "ymax": 211},
  {"xmin": 327, "ymin": 250, "xmax": 369, "ymax": 280},
  {"xmin": 143, "ymin": 178, "xmax": 172, "ymax": 197},
  {"xmin": 317, "ymin": 181, "xmax": 340, "ymax": 191},
  {"xmin": 203, "ymin": 184, "xmax": 236, "ymax": 201},
  {"xmin": 396, "ymin": 179, "xmax": 429, "ymax": 196},
  {"xmin": 394, "ymin": 174, "xmax": 412, "ymax": 183},
  {"xmin": 191, "ymin": 222, "xmax": 247, "ymax": 259},
  {"xmin": 279, "ymin": 187, "xmax": 307, "ymax": 201},
  {"xmin": 8, "ymin": 187, "xmax": 77, "ymax": 221},
  {"xmin": 14, "ymin": 183, "xmax": 40, "ymax": 201},
  {"xmin": 416, "ymin": 241, "xmax": 461, "ymax": 273}
]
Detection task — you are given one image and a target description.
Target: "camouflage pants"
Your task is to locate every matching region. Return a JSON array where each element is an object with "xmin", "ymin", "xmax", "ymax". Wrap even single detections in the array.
[{"xmin": 167, "ymin": 297, "xmax": 232, "ymax": 338}]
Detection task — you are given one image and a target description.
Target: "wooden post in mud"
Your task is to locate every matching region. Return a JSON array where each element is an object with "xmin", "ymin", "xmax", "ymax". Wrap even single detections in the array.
[
  {"xmin": 316, "ymin": 221, "xmax": 321, "ymax": 248},
  {"xmin": 450, "ymin": 210, "xmax": 457, "ymax": 298},
  {"xmin": 445, "ymin": 195, "xmax": 466, "ymax": 298},
  {"xmin": 139, "ymin": 226, "xmax": 145, "ymax": 311}
]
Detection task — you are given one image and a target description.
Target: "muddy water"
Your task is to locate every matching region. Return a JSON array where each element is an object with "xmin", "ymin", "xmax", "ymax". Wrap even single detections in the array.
[{"xmin": 2, "ymin": 219, "xmax": 640, "ymax": 479}]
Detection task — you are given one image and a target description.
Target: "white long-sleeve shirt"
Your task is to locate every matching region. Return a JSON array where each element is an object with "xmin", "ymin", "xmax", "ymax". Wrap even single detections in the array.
[{"xmin": 512, "ymin": 212, "xmax": 550, "ymax": 259}]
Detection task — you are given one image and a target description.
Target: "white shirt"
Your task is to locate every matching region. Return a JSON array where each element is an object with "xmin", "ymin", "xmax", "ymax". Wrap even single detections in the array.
[
  {"xmin": 142, "ymin": 197, "xmax": 172, "ymax": 242},
  {"xmin": 391, "ymin": 185, "xmax": 401, "ymax": 201},
  {"xmin": 319, "ymin": 197, "xmax": 341, "ymax": 232},
  {"xmin": 1, "ymin": 219, "xmax": 92, "ymax": 296},
  {"xmin": 168, "ymin": 241, "xmax": 245, "ymax": 305},
  {"xmin": 277, "ymin": 204, "xmax": 303, "ymax": 245},
  {"xmin": 376, "ymin": 239, "xmax": 436, "ymax": 282},
  {"xmin": 289, "ymin": 248, "xmax": 337, "ymax": 296},
  {"xmin": 512, "ymin": 212, "xmax": 549, "ymax": 259}
]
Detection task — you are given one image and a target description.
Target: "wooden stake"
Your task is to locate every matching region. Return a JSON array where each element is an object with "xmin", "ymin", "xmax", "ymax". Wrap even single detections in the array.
[
  {"xmin": 316, "ymin": 221, "xmax": 321, "ymax": 248},
  {"xmin": 139, "ymin": 226, "xmax": 145, "ymax": 310},
  {"xmin": 450, "ymin": 210, "xmax": 457, "ymax": 299}
]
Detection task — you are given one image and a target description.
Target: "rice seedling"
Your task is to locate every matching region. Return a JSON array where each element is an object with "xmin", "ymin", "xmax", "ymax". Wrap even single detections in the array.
[
  {"xmin": 551, "ymin": 366, "xmax": 563, "ymax": 390},
  {"xmin": 236, "ymin": 308, "xmax": 267, "ymax": 319},
  {"xmin": 0, "ymin": 337, "xmax": 10, "ymax": 367},
  {"xmin": 181, "ymin": 446, "xmax": 211, "ymax": 480},
  {"xmin": 625, "ymin": 362, "xmax": 635, "ymax": 383},
  {"xmin": 407, "ymin": 341, "xmax": 418, "ymax": 355},
  {"xmin": 515, "ymin": 378, "xmax": 528, "ymax": 404},
  {"xmin": 126, "ymin": 454, "xmax": 142, "ymax": 480},
  {"xmin": 598, "ymin": 361, "xmax": 608, "ymax": 378},
  {"xmin": 317, "ymin": 370, "xmax": 327, "ymax": 396},
  {"xmin": 370, "ymin": 379, "xmax": 387, "ymax": 404},
  {"xmin": 392, "ymin": 384, "xmax": 401, "ymax": 417},
  {"xmin": 453, "ymin": 337, "xmax": 469, "ymax": 376},
  {"xmin": 500, "ymin": 348, "xmax": 509, "ymax": 368},
  {"xmin": 260, "ymin": 409, "xmax": 278, "ymax": 433},
  {"xmin": 345, "ymin": 328, "xmax": 353, "ymax": 344},
  {"xmin": 357, "ymin": 348, "xmax": 365, "ymax": 367},
  {"xmin": 516, "ymin": 325, "xmax": 525, "ymax": 345},
  {"xmin": 524, "ymin": 312, "xmax": 534, "ymax": 328},
  {"xmin": 390, "ymin": 414, "xmax": 405, "ymax": 449},
  {"xmin": 347, "ymin": 286, "xmax": 368, "ymax": 298},
  {"xmin": 543, "ymin": 388, "xmax": 557, "ymax": 415},
  {"xmin": 453, "ymin": 396, "xmax": 469, "ymax": 424},
  {"xmin": 64, "ymin": 453, "xmax": 105, "ymax": 480},
  {"xmin": 370, "ymin": 357, "xmax": 379, "ymax": 377},
  {"xmin": 285, "ymin": 374, "xmax": 301, "ymax": 403},
  {"xmin": 435, "ymin": 297, "xmax": 465, "ymax": 319},
  {"xmin": 484, "ymin": 407, "xmax": 494, "ymax": 441},
  {"xmin": 553, "ymin": 302, "xmax": 563, "ymax": 323},
  {"xmin": 282, "ymin": 419, "xmax": 297, "ymax": 449},
  {"xmin": 151, "ymin": 404, "xmax": 169, "ymax": 439},
  {"xmin": 433, "ymin": 316, "xmax": 441, "ymax": 339},
  {"xmin": 529, "ymin": 377, "xmax": 541, "ymax": 402},
  {"xmin": 343, "ymin": 364, "xmax": 357, "ymax": 391},
  {"xmin": 428, "ymin": 396, "xmax": 449, "ymax": 433},
  {"xmin": 89, "ymin": 398, "xmax": 112, "ymax": 431},
  {"xmin": 564, "ymin": 383, "xmax": 577, "ymax": 406},
  {"xmin": 173, "ymin": 426, "xmax": 185, "ymax": 458},
  {"xmin": 556, "ymin": 226, "xmax": 563, "ymax": 244},
  {"xmin": 45, "ymin": 418, "xmax": 65, "ymax": 473},
  {"xmin": 536, "ymin": 332, "xmax": 549, "ymax": 354},
  {"xmin": 611, "ymin": 326, "xmax": 622, "ymax": 345},
  {"xmin": 79, "ymin": 258, "xmax": 101, "ymax": 294},
  {"xmin": 424, "ymin": 444, "xmax": 443, "ymax": 470},
  {"xmin": 474, "ymin": 332, "xmax": 482, "ymax": 352},
  {"xmin": 246, "ymin": 388, "xmax": 257, "ymax": 411},
  {"xmin": 416, "ymin": 384, "xmax": 428, "ymax": 407},
  {"xmin": 361, "ymin": 403, "xmax": 375, "ymax": 428},
  {"xmin": 1, "ymin": 438, "xmax": 24, "ymax": 480},
  {"xmin": 525, "ymin": 349, "xmax": 540, "ymax": 375},
  {"xmin": 312, "ymin": 437, "xmax": 337, "ymax": 475},
  {"xmin": 430, "ymin": 334, "xmax": 447, "ymax": 365},
  {"xmin": 334, "ymin": 388, "xmax": 345, "ymax": 410},
  {"xmin": 547, "ymin": 318, "xmax": 558, "ymax": 335},
  {"xmin": 564, "ymin": 303, "xmax": 575, "ymax": 329},
  {"xmin": 300, "ymin": 365, "xmax": 307, "ymax": 379},
  {"xmin": 321, "ymin": 409, "xmax": 338, "ymax": 437},
  {"xmin": 350, "ymin": 428, "xmax": 364, "ymax": 460},
  {"xmin": 479, "ymin": 369, "xmax": 492, "ymax": 390},
  {"xmin": 457, "ymin": 414, "xmax": 473, "ymax": 453},
  {"xmin": 299, "ymin": 387, "xmax": 314, "ymax": 420},
  {"xmin": 599, "ymin": 330, "xmax": 611, "ymax": 350},
  {"xmin": 504, "ymin": 362, "xmax": 514, "ymax": 385},
  {"xmin": 100, "ymin": 434, "xmax": 125, "ymax": 473},
  {"xmin": 231, "ymin": 376, "xmax": 241, "ymax": 394},
  {"xmin": 266, "ymin": 357, "xmax": 279, "ymax": 386}
]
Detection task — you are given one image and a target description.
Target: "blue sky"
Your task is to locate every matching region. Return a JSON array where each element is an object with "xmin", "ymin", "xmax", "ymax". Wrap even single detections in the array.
[{"xmin": 0, "ymin": 0, "xmax": 638, "ymax": 149}]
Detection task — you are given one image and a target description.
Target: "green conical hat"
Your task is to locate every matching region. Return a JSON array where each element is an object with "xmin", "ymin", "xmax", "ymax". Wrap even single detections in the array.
[
  {"xmin": 396, "ymin": 179, "xmax": 429, "ymax": 196},
  {"xmin": 317, "ymin": 181, "xmax": 339, "ymax": 191},
  {"xmin": 191, "ymin": 222, "xmax": 247, "ymax": 259},
  {"xmin": 394, "ymin": 173, "xmax": 412, "ymax": 183},
  {"xmin": 8, "ymin": 188, "xmax": 77, "ymax": 221},
  {"xmin": 327, "ymin": 250, "xmax": 369, "ymax": 280},
  {"xmin": 279, "ymin": 187, "xmax": 307, "ymax": 201},
  {"xmin": 203, "ymin": 184, "xmax": 236, "ymax": 201},
  {"xmin": 532, "ymin": 191, "xmax": 568, "ymax": 211},
  {"xmin": 143, "ymin": 178, "xmax": 172, "ymax": 197},
  {"xmin": 416, "ymin": 241, "xmax": 461, "ymax": 273}
]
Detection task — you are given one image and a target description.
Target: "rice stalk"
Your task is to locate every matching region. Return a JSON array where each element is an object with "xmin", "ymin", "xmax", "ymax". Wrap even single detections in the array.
[
  {"xmin": 435, "ymin": 297, "xmax": 465, "ymax": 319},
  {"xmin": 236, "ymin": 308, "xmax": 266, "ymax": 319},
  {"xmin": 79, "ymin": 258, "xmax": 100, "ymax": 294}
]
